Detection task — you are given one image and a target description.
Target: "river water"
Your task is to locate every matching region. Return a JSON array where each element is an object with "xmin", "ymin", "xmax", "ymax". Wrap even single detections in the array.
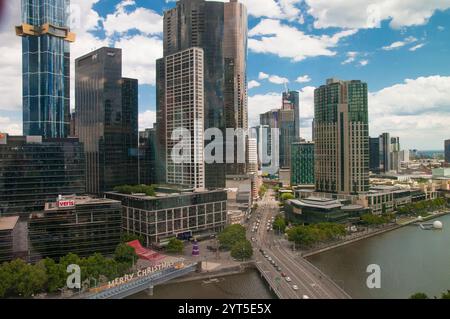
[
  {"xmin": 307, "ymin": 214, "xmax": 450, "ymax": 299},
  {"xmin": 130, "ymin": 269, "xmax": 276, "ymax": 299},
  {"xmin": 130, "ymin": 214, "xmax": 450, "ymax": 299}
]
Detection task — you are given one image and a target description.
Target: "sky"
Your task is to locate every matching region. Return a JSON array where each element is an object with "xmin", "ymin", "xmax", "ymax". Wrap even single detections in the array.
[{"xmin": 1, "ymin": 0, "xmax": 450, "ymax": 150}]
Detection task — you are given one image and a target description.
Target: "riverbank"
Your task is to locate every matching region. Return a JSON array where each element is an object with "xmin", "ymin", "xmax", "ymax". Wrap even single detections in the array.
[{"xmin": 302, "ymin": 210, "xmax": 450, "ymax": 258}]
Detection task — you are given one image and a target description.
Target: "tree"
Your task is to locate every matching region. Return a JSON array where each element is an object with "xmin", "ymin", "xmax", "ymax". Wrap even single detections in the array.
[
  {"xmin": 230, "ymin": 240, "xmax": 253, "ymax": 261},
  {"xmin": 410, "ymin": 292, "xmax": 429, "ymax": 299},
  {"xmin": 166, "ymin": 238, "xmax": 185, "ymax": 254},
  {"xmin": 218, "ymin": 224, "xmax": 246, "ymax": 250},
  {"xmin": 121, "ymin": 233, "xmax": 145, "ymax": 245},
  {"xmin": 114, "ymin": 244, "xmax": 138, "ymax": 265},
  {"xmin": 273, "ymin": 215, "xmax": 286, "ymax": 234},
  {"xmin": 114, "ymin": 184, "xmax": 156, "ymax": 196},
  {"xmin": 280, "ymin": 193, "xmax": 294, "ymax": 202},
  {"xmin": 441, "ymin": 290, "xmax": 450, "ymax": 299}
]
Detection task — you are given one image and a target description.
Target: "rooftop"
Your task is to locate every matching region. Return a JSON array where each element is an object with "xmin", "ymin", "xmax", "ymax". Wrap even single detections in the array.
[
  {"xmin": 44, "ymin": 195, "xmax": 119, "ymax": 211},
  {"xmin": 289, "ymin": 197, "xmax": 343, "ymax": 210},
  {"xmin": 0, "ymin": 216, "xmax": 19, "ymax": 231}
]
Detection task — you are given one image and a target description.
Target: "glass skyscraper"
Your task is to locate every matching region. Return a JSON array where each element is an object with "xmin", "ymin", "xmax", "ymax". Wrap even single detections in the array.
[
  {"xmin": 314, "ymin": 79, "xmax": 369, "ymax": 194},
  {"xmin": 75, "ymin": 47, "xmax": 139, "ymax": 195},
  {"xmin": 291, "ymin": 142, "xmax": 315, "ymax": 186},
  {"xmin": 157, "ymin": 0, "xmax": 248, "ymax": 188},
  {"xmin": 16, "ymin": 0, "xmax": 75, "ymax": 138}
]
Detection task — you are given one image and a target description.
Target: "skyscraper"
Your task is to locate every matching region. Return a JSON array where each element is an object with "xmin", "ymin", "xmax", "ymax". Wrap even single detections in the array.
[
  {"xmin": 16, "ymin": 0, "xmax": 75, "ymax": 138},
  {"xmin": 157, "ymin": 0, "xmax": 248, "ymax": 188},
  {"xmin": 260, "ymin": 98, "xmax": 296, "ymax": 170},
  {"xmin": 165, "ymin": 48, "xmax": 205, "ymax": 190},
  {"xmin": 76, "ymin": 47, "xmax": 138, "ymax": 195},
  {"xmin": 446, "ymin": 140, "xmax": 450, "ymax": 164},
  {"xmin": 283, "ymin": 91, "xmax": 300, "ymax": 139},
  {"xmin": 369, "ymin": 137, "xmax": 381, "ymax": 173},
  {"xmin": 380, "ymin": 133, "xmax": 391, "ymax": 173},
  {"xmin": 314, "ymin": 79, "xmax": 369, "ymax": 194}
]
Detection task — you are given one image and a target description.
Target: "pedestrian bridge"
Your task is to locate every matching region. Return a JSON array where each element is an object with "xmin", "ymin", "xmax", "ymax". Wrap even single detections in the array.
[{"xmin": 85, "ymin": 263, "xmax": 198, "ymax": 299}]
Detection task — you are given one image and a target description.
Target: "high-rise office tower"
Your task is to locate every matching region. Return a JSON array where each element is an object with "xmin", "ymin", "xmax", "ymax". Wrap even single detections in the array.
[
  {"xmin": 380, "ymin": 133, "xmax": 391, "ymax": 173},
  {"xmin": 369, "ymin": 137, "xmax": 381, "ymax": 173},
  {"xmin": 314, "ymin": 78, "xmax": 369, "ymax": 194},
  {"xmin": 291, "ymin": 142, "xmax": 315, "ymax": 186},
  {"xmin": 139, "ymin": 128, "xmax": 157, "ymax": 185},
  {"xmin": 16, "ymin": 0, "xmax": 75, "ymax": 138},
  {"xmin": 445, "ymin": 139, "xmax": 450, "ymax": 164},
  {"xmin": 247, "ymin": 138, "xmax": 258, "ymax": 174},
  {"xmin": 390, "ymin": 136, "xmax": 401, "ymax": 172},
  {"xmin": 157, "ymin": 0, "xmax": 248, "ymax": 188},
  {"xmin": 76, "ymin": 47, "xmax": 139, "ymax": 195},
  {"xmin": 260, "ymin": 106, "xmax": 296, "ymax": 169},
  {"xmin": 165, "ymin": 48, "xmax": 205, "ymax": 189},
  {"xmin": 283, "ymin": 91, "xmax": 300, "ymax": 140}
]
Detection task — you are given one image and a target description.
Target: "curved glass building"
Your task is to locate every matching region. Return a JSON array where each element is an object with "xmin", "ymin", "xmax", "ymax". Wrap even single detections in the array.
[{"xmin": 16, "ymin": 0, "xmax": 75, "ymax": 138}]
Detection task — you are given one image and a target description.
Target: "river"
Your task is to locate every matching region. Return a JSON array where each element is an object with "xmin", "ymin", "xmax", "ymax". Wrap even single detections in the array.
[
  {"xmin": 129, "ymin": 269, "xmax": 276, "ymax": 299},
  {"xmin": 307, "ymin": 214, "xmax": 450, "ymax": 299}
]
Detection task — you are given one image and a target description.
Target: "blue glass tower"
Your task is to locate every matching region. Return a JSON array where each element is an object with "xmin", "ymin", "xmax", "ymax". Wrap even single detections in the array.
[{"xmin": 16, "ymin": 0, "xmax": 75, "ymax": 138}]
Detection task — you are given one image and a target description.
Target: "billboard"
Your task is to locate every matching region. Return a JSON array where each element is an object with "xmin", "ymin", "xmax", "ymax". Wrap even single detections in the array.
[{"xmin": 0, "ymin": 133, "xmax": 7, "ymax": 145}]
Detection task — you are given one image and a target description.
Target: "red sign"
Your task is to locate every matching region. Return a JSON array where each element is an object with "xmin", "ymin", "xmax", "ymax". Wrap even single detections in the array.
[{"xmin": 58, "ymin": 200, "xmax": 75, "ymax": 208}]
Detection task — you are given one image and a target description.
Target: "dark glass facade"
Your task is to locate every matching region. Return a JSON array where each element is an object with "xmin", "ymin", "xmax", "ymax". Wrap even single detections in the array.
[
  {"xmin": 76, "ymin": 47, "xmax": 139, "ymax": 195},
  {"xmin": 283, "ymin": 91, "xmax": 300, "ymax": 140},
  {"xmin": 291, "ymin": 142, "xmax": 315, "ymax": 186},
  {"xmin": 369, "ymin": 137, "xmax": 381, "ymax": 173},
  {"xmin": 0, "ymin": 135, "xmax": 85, "ymax": 217},
  {"xmin": 445, "ymin": 139, "xmax": 450, "ymax": 164},
  {"xmin": 19, "ymin": 0, "xmax": 73, "ymax": 138},
  {"xmin": 314, "ymin": 79, "xmax": 369, "ymax": 194},
  {"xmin": 157, "ymin": 0, "xmax": 248, "ymax": 187},
  {"xmin": 139, "ymin": 128, "xmax": 157, "ymax": 185},
  {"xmin": 28, "ymin": 196, "xmax": 122, "ymax": 261}
]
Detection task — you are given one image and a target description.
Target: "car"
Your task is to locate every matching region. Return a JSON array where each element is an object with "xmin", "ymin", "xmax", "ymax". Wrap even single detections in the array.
[
  {"xmin": 277, "ymin": 267, "xmax": 282, "ymax": 272},
  {"xmin": 285, "ymin": 277, "xmax": 292, "ymax": 282},
  {"xmin": 268, "ymin": 257, "xmax": 272, "ymax": 262},
  {"xmin": 251, "ymin": 237, "xmax": 256, "ymax": 242},
  {"xmin": 281, "ymin": 272, "xmax": 287, "ymax": 277},
  {"xmin": 265, "ymin": 255, "xmax": 269, "ymax": 259},
  {"xmin": 292, "ymin": 285, "xmax": 299, "ymax": 291},
  {"xmin": 302, "ymin": 295, "xmax": 310, "ymax": 299}
]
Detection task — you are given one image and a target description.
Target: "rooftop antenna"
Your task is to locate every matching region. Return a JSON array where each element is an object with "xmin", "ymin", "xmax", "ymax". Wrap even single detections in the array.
[{"xmin": 284, "ymin": 82, "xmax": 289, "ymax": 94}]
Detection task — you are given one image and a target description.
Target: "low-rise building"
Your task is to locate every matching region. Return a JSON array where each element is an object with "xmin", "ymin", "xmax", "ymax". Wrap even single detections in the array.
[
  {"xmin": 28, "ymin": 196, "xmax": 122, "ymax": 261},
  {"xmin": 105, "ymin": 188, "xmax": 227, "ymax": 247},
  {"xmin": 285, "ymin": 197, "xmax": 367, "ymax": 224},
  {"xmin": 0, "ymin": 216, "xmax": 19, "ymax": 263}
]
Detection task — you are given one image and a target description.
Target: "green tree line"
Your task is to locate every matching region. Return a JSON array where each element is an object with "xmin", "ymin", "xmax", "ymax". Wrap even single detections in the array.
[
  {"xmin": 396, "ymin": 198, "xmax": 447, "ymax": 216},
  {"xmin": 287, "ymin": 223, "xmax": 346, "ymax": 248},
  {"xmin": 0, "ymin": 243, "xmax": 137, "ymax": 298}
]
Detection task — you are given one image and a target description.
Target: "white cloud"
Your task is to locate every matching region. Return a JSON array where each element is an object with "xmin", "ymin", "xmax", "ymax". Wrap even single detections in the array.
[
  {"xmin": 0, "ymin": 117, "xmax": 22, "ymax": 135},
  {"xmin": 342, "ymin": 51, "xmax": 358, "ymax": 65},
  {"xmin": 369, "ymin": 75, "xmax": 450, "ymax": 149},
  {"xmin": 139, "ymin": 110, "xmax": 156, "ymax": 130},
  {"xmin": 248, "ymin": 80, "xmax": 261, "ymax": 89},
  {"xmin": 268, "ymin": 75, "xmax": 289, "ymax": 85},
  {"xmin": 115, "ymin": 35, "xmax": 163, "ymax": 85},
  {"xmin": 249, "ymin": 19, "xmax": 357, "ymax": 62},
  {"xmin": 382, "ymin": 36, "xmax": 417, "ymax": 50},
  {"xmin": 409, "ymin": 43, "xmax": 425, "ymax": 51},
  {"xmin": 103, "ymin": 1, "xmax": 163, "ymax": 37},
  {"xmin": 305, "ymin": 0, "xmax": 450, "ymax": 29},
  {"xmin": 359, "ymin": 60, "xmax": 369, "ymax": 66},
  {"xmin": 258, "ymin": 72, "xmax": 269, "ymax": 80},
  {"xmin": 295, "ymin": 75, "xmax": 311, "ymax": 83}
]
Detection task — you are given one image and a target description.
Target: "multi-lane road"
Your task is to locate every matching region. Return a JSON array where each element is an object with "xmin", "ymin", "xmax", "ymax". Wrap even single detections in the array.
[{"xmin": 249, "ymin": 190, "xmax": 351, "ymax": 299}]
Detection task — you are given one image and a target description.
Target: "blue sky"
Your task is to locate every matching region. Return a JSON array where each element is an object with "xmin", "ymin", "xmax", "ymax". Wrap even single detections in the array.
[{"xmin": 1, "ymin": 0, "xmax": 450, "ymax": 149}]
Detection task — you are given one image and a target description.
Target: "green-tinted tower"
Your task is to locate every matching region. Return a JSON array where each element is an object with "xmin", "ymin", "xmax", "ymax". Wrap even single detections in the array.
[{"xmin": 291, "ymin": 142, "xmax": 315, "ymax": 186}]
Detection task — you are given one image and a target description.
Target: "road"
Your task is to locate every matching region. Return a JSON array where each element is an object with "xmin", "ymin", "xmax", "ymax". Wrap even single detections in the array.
[{"xmin": 248, "ymin": 190, "xmax": 351, "ymax": 299}]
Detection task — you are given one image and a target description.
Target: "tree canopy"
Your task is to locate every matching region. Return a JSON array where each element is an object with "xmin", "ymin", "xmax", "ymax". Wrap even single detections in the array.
[
  {"xmin": 218, "ymin": 224, "xmax": 246, "ymax": 250},
  {"xmin": 114, "ymin": 184, "xmax": 156, "ymax": 196},
  {"xmin": 166, "ymin": 238, "xmax": 185, "ymax": 254},
  {"xmin": 230, "ymin": 240, "xmax": 253, "ymax": 261}
]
